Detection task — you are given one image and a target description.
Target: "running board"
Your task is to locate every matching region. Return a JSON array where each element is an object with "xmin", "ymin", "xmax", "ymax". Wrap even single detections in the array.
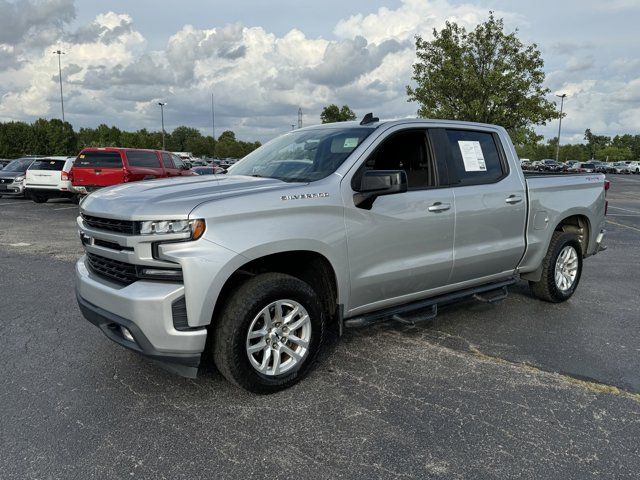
[{"xmin": 344, "ymin": 278, "xmax": 517, "ymax": 329}]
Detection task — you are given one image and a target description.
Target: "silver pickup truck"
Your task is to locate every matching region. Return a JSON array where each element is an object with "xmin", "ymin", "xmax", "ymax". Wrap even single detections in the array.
[{"xmin": 75, "ymin": 117, "xmax": 608, "ymax": 393}]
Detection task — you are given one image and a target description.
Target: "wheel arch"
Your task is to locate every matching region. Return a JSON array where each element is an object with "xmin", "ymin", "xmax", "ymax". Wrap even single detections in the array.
[{"xmin": 211, "ymin": 249, "xmax": 341, "ymax": 332}]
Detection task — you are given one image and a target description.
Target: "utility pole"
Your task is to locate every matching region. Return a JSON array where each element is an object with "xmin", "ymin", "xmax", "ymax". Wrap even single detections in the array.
[
  {"xmin": 211, "ymin": 93, "xmax": 215, "ymax": 158},
  {"xmin": 297, "ymin": 107, "xmax": 302, "ymax": 129},
  {"xmin": 52, "ymin": 50, "xmax": 66, "ymax": 122},
  {"xmin": 158, "ymin": 102, "xmax": 167, "ymax": 150},
  {"xmin": 555, "ymin": 93, "xmax": 567, "ymax": 162}
]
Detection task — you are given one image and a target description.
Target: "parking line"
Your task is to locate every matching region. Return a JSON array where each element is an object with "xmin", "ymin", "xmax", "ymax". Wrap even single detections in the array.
[
  {"xmin": 53, "ymin": 206, "xmax": 77, "ymax": 211},
  {"xmin": 609, "ymin": 206, "xmax": 640, "ymax": 214},
  {"xmin": 0, "ymin": 202, "xmax": 23, "ymax": 206},
  {"xmin": 606, "ymin": 219, "xmax": 640, "ymax": 233}
]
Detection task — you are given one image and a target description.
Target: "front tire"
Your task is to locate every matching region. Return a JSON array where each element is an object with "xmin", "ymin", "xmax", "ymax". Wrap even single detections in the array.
[
  {"xmin": 529, "ymin": 231, "xmax": 583, "ymax": 303},
  {"xmin": 212, "ymin": 273, "xmax": 325, "ymax": 393}
]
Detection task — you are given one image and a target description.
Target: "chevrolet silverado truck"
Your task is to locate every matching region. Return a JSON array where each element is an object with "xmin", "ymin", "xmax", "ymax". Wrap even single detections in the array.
[{"xmin": 75, "ymin": 116, "xmax": 607, "ymax": 393}]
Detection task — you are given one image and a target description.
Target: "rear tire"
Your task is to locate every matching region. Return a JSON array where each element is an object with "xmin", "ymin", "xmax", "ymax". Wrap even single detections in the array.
[
  {"xmin": 529, "ymin": 231, "xmax": 583, "ymax": 303},
  {"xmin": 212, "ymin": 272, "xmax": 325, "ymax": 394}
]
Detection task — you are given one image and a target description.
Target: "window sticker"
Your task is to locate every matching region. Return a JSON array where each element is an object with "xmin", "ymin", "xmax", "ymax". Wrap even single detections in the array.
[
  {"xmin": 458, "ymin": 141, "xmax": 487, "ymax": 172},
  {"xmin": 343, "ymin": 138, "xmax": 359, "ymax": 149}
]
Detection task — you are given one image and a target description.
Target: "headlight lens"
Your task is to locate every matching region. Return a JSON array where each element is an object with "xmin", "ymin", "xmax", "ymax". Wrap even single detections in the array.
[
  {"xmin": 14, "ymin": 176, "xmax": 25, "ymax": 182},
  {"xmin": 139, "ymin": 219, "xmax": 206, "ymax": 240}
]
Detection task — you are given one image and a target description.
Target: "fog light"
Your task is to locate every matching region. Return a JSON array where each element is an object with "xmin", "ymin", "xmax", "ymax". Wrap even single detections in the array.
[{"xmin": 121, "ymin": 326, "xmax": 135, "ymax": 342}]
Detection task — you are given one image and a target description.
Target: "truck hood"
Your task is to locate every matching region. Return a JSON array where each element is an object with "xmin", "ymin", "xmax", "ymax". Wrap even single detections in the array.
[{"xmin": 81, "ymin": 175, "xmax": 299, "ymax": 219}]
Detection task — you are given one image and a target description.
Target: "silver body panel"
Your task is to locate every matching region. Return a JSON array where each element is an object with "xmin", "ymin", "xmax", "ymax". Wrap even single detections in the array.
[{"xmin": 75, "ymin": 119, "xmax": 607, "ymax": 364}]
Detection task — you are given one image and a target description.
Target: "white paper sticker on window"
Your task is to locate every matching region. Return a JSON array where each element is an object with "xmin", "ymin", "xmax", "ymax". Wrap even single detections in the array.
[
  {"xmin": 458, "ymin": 141, "xmax": 487, "ymax": 172},
  {"xmin": 343, "ymin": 138, "xmax": 359, "ymax": 149}
]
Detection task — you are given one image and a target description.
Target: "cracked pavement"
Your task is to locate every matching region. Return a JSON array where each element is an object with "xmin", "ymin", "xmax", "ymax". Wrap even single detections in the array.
[{"xmin": 1, "ymin": 175, "xmax": 639, "ymax": 479}]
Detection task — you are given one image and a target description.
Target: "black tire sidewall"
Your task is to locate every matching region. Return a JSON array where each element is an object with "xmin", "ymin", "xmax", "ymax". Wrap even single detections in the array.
[
  {"xmin": 548, "ymin": 236, "xmax": 583, "ymax": 301},
  {"xmin": 216, "ymin": 274, "xmax": 325, "ymax": 393}
]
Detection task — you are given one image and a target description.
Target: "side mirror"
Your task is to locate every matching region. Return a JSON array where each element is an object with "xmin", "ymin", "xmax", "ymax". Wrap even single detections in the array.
[{"xmin": 353, "ymin": 169, "xmax": 407, "ymax": 209}]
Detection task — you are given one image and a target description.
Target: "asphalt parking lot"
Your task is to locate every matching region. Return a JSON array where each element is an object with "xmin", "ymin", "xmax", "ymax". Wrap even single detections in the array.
[{"xmin": 1, "ymin": 175, "xmax": 639, "ymax": 479}]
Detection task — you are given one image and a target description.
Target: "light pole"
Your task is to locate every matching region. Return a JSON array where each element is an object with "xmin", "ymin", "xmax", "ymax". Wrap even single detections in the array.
[
  {"xmin": 555, "ymin": 93, "xmax": 567, "ymax": 162},
  {"xmin": 52, "ymin": 50, "xmax": 66, "ymax": 122},
  {"xmin": 158, "ymin": 102, "xmax": 167, "ymax": 150}
]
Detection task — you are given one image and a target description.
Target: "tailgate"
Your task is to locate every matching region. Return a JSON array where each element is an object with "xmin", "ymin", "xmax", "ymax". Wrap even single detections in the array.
[
  {"xmin": 72, "ymin": 167, "xmax": 124, "ymax": 186},
  {"xmin": 72, "ymin": 151, "xmax": 124, "ymax": 187},
  {"xmin": 26, "ymin": 159, "xmax": 66, "ymax": 187}
]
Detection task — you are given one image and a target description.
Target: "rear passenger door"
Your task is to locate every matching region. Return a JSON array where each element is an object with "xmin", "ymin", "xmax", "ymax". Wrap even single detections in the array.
[{"xmin": 433, "ymin": 128, "xmax": 527, "ymax": 283}]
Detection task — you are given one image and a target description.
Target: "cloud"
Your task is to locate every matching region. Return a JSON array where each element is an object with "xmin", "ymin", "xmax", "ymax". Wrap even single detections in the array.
[{"xmin": 0, "ymin": 0, "xmax": 638, "ymax": 143}]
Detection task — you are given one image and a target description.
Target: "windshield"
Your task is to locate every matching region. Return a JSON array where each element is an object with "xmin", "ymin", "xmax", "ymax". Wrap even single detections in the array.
[
  {"xmin": 3, "ymin": 158, "xmax": 34, "ymax": 172},
  {"xmin": 228, "ymin": 127, "xmax": 374, "ymax": 182}
]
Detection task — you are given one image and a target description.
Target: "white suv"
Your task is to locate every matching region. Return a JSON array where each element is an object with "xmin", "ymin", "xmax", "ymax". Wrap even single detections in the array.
[{"xmin": 24, "ymin": 157, "xmax": 77, "ymax": 203}]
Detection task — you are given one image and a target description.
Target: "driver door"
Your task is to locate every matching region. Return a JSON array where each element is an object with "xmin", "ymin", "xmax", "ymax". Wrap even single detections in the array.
[{"xmin": 342, "ymin": 127, "xmax": 455, "ymax": 315}]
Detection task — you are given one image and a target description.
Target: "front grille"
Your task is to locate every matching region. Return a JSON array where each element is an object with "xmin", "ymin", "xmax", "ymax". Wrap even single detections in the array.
[
  {"xmin": 82, "ymin": 214, "xmax": 138, "ymax": 234},
  {"xmin": 86, "ymin": 253, "xmax": 139, "ymax": 285}
]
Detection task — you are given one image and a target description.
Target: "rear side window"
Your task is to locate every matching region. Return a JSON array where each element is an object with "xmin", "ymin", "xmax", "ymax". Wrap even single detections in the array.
[
  {"xmin": 126, "ymin": 151, "xmax": 161, "ymax": 168},
  {"xmin": 29, "ymin": 159, "xmax": 65, "ymax": 171},
  {"xmin": 444, "ymin": 130, "xmax": 506, "ymax": 185},
  {"xmin": 75, "ymin": 151, "xmax": 123, "ymax": 168}
]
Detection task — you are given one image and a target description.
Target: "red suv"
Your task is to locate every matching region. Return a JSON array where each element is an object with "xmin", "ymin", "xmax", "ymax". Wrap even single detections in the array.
[{"xmin": 71, "ymin": 147, "xmax": 195, "ymax": 195}]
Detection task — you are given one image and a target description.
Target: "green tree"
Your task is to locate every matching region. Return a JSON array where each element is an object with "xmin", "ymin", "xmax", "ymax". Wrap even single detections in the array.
[
  {"xmin": 583, "ymin": 129, "xmax": 610, "ymax": 159},
  {"xmin": 407, "ymin": 12, "xmax": 560, "ymax": 142},
  {"xmin": 320, "ymin": 104, "xmax": 357, "ymax": 123},
  {"xmin": 0, "ymin": 121, "xmax": 34, "ymax": 158},
  {"xmin": 167, "ymin": 126, "xmax": 202, "ymax": 152},
  {"xmin": 596, "ymin": 146, "xmax": 633, "ymax": 161}
]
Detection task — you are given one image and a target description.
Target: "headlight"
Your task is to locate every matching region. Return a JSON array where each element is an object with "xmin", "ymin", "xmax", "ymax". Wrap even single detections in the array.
[
  {"xmin": 14, "ymin": 176, "xmax": 24, "ymax": 182},
  {"xmin": 139, "ymin": 219, "xmax": 206, "ymax": 240}
]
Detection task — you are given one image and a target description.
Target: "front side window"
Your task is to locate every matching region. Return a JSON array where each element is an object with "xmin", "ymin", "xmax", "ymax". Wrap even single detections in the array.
[
  {"xmin": 360, "ymin": 129, "xmax": 436, "ymax": 189},
  {"xmin": 228, "ymin": 127, "xmax": 374, "ymax": 182},
  {"xmin": 162, "ymin": 153, "xmax": 175, "ymax": 169},
  {"xmin": 445, "ymin": 130, "xmax": 506, "ymax": 185},
  {"xmin": 126, "ymin": 151, "xmax": 161, "ymax": 168},
  {"xmin": 171, "ymin": 155, "xmax": 185, "ymax": 169}
]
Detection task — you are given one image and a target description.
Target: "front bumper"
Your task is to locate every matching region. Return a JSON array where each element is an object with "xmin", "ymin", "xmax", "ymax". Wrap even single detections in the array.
[
  {"xmin": 75, "ymin": 255, "xmax": 207, "ymax": 377},
  {"xmin": 0, "ymin": 182, "xmax": 25, "ymax": 196}
]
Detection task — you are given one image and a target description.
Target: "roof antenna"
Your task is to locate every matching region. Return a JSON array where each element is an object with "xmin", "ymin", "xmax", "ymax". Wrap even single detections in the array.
[{"xmin": 360, "ymin": 112, "xmax": 379, "ymax": 125}]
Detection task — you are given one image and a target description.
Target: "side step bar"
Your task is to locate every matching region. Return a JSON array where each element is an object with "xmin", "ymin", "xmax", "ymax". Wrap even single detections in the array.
[{"xmin": 344, "ymin": 278, "xmax": 517, "ymax": 328}]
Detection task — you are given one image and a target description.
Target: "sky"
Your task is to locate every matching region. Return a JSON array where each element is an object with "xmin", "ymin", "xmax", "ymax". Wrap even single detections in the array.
[{"xmin": 0, "ymin": 0, "xmax": 639, "ymax": 144}]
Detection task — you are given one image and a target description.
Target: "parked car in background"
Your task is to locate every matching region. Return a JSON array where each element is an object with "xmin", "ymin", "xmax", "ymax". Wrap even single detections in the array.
[
  {"xmin": 192, "ymin": 166, "xmax": 227, "ymax": 175},
  {"xmin": 0, "ymin": 157, "xmax": 38, "ymax": 198},
  {"xmin": 24, "ymin": 156, "xmax": 76, "ymax": 203},
  {"xmin": 520, "ymin": 160, "xmax": 532, "ymax": 170},
  {"xmin": 623, "ymin": 161, "xmax": 639, "ymax": 174},
  {"xmin": 610, "ymin": 162, "xmax": 631, "ymax": 174},
  {"xmin": 591, "ymin": 161, "xmax": 607, "ymax": 173},
  {"xmin": 539, "ymin": 159, "xmax": 563, "ymax": 172},
  {"xmin": 563, "ymin": 160, "xmax": 580, "ymax": 171},
  {"xmin": 71, "ymin": 148, "xmax": 195, "ymax": 196},
  {"xmin": 579, "ymin": 162, "xmax": 597, "ymax": 173}
]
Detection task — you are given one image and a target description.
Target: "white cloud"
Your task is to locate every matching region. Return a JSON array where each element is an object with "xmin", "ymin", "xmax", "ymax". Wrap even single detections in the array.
[{"xmin": 0, "ymin": 0, "xmax": 638, "ymax": 143}]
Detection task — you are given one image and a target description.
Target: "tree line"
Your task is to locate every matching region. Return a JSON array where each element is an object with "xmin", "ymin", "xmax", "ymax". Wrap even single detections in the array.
[
  {"xmin": 516, "ymin": 130, "xmax": 640, "ymax": 162},
  {"xmin": 0, "ymin": 118, "xmax": 261, "ymax": 159}
]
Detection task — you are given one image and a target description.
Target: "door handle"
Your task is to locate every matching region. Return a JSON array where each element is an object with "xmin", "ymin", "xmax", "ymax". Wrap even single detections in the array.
[
  {"xmin": 505, "ymin": 195, "xmax": 523, "ymax": 204},
  {"xmin": 428, "ymin": 202, "xmax": 451, "ymax": 212}
]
